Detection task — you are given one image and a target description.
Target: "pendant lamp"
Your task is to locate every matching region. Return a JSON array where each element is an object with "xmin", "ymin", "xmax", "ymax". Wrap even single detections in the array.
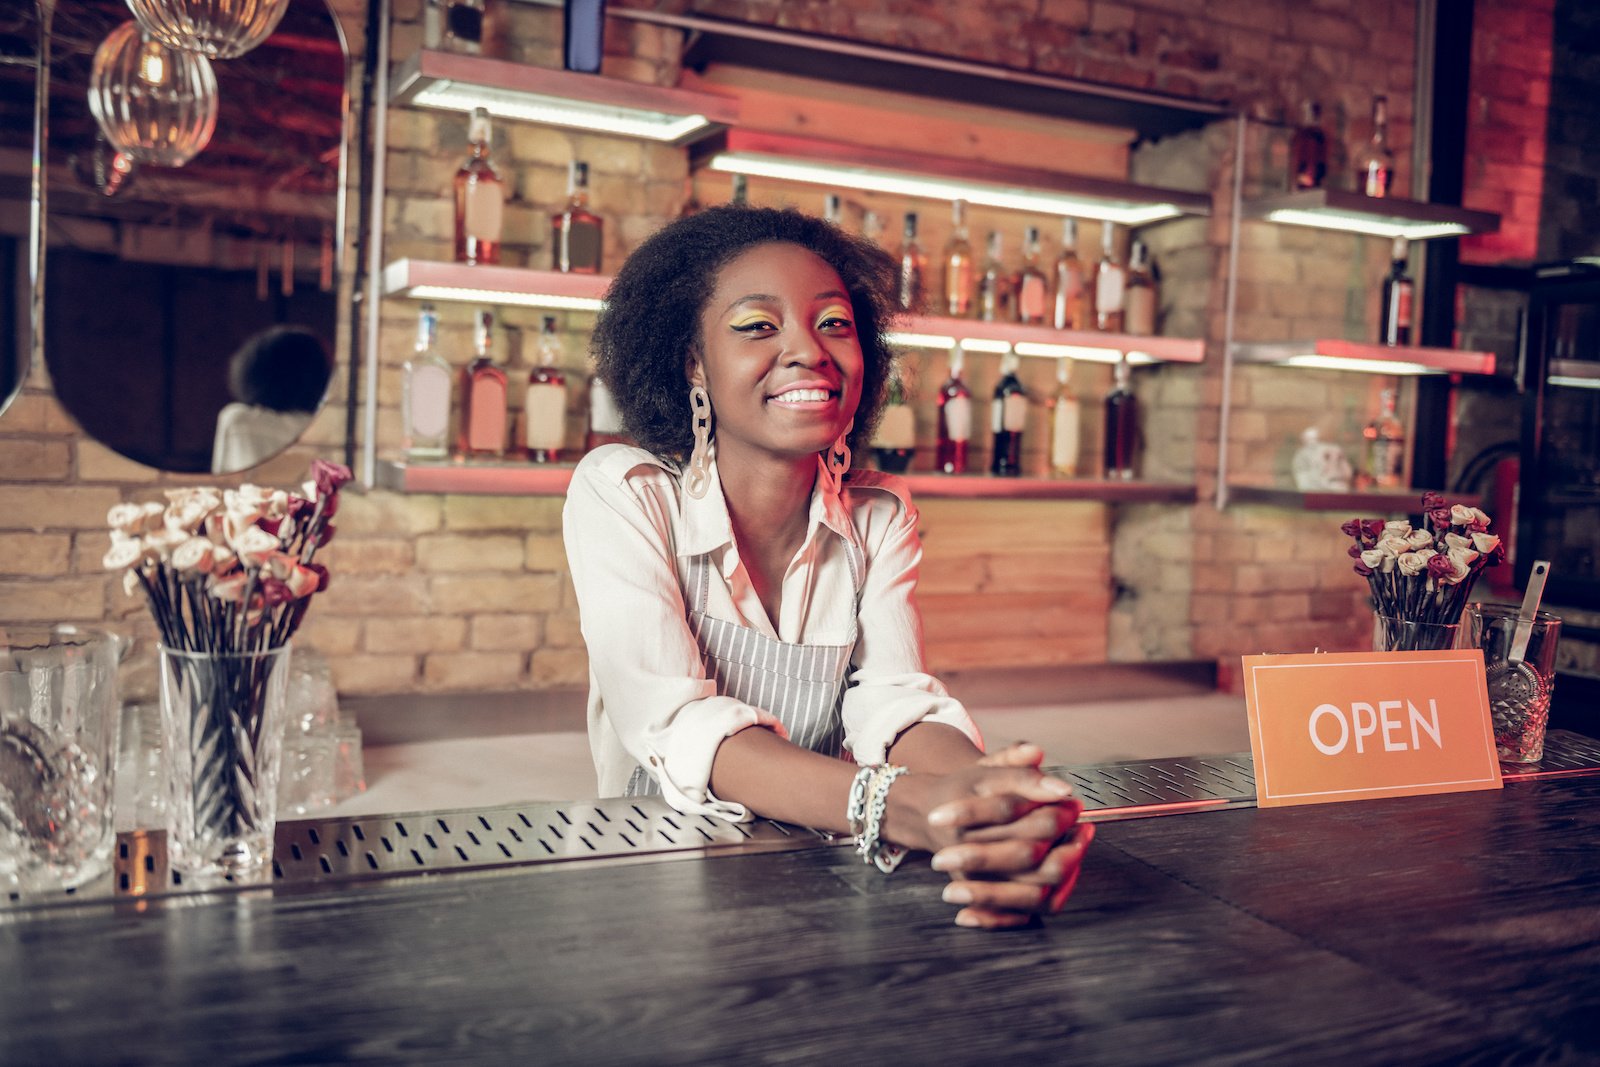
[
  {"xmin": 88, "ymin": 21, "xmax": 218, "ymax": 168},
  {"xmin": 124, "ymin": 0, "xmax": 291, "ymax": 60}
]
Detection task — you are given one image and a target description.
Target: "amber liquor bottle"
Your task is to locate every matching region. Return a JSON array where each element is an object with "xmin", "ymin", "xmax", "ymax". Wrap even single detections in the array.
[
  {"xmin": 1355, "ymin": 95, "xmax": 1396, "ymax": 198},
  {"xmin": 941, "ymin": 200, "xmax": 975, "ymax": 318},
  {"xmin": 460, "ymin": 308, "xmax": 508, "ymax": 458},
  {"xmin": 1290, "ymin": 101, "xmax": 1328, "ymax": 190},
  {"xmin": 1103, "ymin": 356, "xmax": 1138, "ymax": 480},
  {"xmin": 990, "ymin": 353, "xmax": 1027, "ymax": 476},
  {"xmin": 1095, "ymin": 223, "xmax": 1127, "ymax": 332},
  {"xmin": 1053, "ymin": 218, "xmax": 1088, "ymax": 331},
  {"xmin": 977, "ymin": 230, "xmax": 1010, "ymax": 323},
  {"xmin": 897, "ymin": 212, "xmax": 926, "ymax": 312},
  {"xmin": 453, "ymin": 107, "xmax": 504, "ymax": 265},
  {"xmin": 1379, "ymin": 237, "xmax": 1414, "ymax": 346},
  {"xmin": 524, "ymin": 316, "xmax": 567, "ymax": 463},
  {"xmin": 1015, "ymin": 226, "xmax": 1049, "ymax": 325},
  {"xmin": 1124, "ymin": 241, "xmax": 1157, "ymax": 336},
  {"xmin": 551, "ymin": 161, "xmax": 603, "ymax": 273},
  {"xmin": 936, "ymin": 349, "xmax": 974, "ymax": 474}
]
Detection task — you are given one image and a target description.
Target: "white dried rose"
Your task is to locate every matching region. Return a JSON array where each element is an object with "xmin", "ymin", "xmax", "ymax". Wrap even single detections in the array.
[
  {"xmin": 1444, "ymin": 532, "xmax": 1473, "ymax": 552},
  {"xmin": 1361, "ymin": 549, "xmax": 1387, "ymax": 570},
  {"xmin": 1450, "ymin": 503, "xmax": 1476, "ymax": 526},
  {"xmin": 1472, "ymin": 532, "xmax": 1501, "ymax": 555},
  {"xmin": 121, "ymin": 569, "xmax": 143, "ymax": 597},
  {"xmin": 233, "ymin": 526, "xmax": 280, "ymax": 567},
  {"xmin": 212, "ymin": 544, "xmax": 238, "ymax": 573},
  {"xmin": 284, "ymin": 564, "xmax": 320, "ymax": 598},
  {"xmin": 138, "ymin": 502, "xmax": 165, "ymax": 532},
  {"xmin": 1449, "ymin": 545, "xmax": 1480, "ymax": 569},
  {"xmin": 103, "ymin": 538, "xmax": 145, "ymax": 571},
  {"xmin": 171, "ymin": 537, "xmax": 216, "ymax": 574},
  {"xmin": 1467, "ymin": 507, "xmax": 1492, "ymax": 530},
  {"xmin": 1414, "ymin": 547, "xmax": 1437, "ymax": 564},
  {"xmin": 1398, "ymin": 551, "xmax": 1428, "ymax": 576},
  {"xmin": 210, "ymin": 573, "xmax": 249, "ymax": 603},
  {"xmin": 1440, "ymin": 553, "xmax": 1472, "ymax": 585},
  {"xmin": 1378, "ymin": 535, "xmax": 1411, "ymax": 557},
  {"xmin": 263, "ymin": 490, "xmax": 290, "ymax": 521},
  {"xmin": 107, "ymin": 503, "xmax": 147, "ymax": 535},
  {"xmin": 223, "ymin": 485, "xmax": 270, "ymax": 526},
  {"xmin": 1407, "ymin": 529, "xmax": 1434, "ymax": 550},
  {"xmin": 1383, "ymin": 520, "xmax": 1413, "ymax": 536},
  {"xmin": 142, "ymin": 527, "xmax": 188, "ymax": 558}
]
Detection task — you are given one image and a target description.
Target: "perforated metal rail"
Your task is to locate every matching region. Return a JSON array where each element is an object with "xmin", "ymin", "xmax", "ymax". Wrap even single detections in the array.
[{"xmin": 6, "ymin": 731, "xmax": 1599, "ymax": 909}]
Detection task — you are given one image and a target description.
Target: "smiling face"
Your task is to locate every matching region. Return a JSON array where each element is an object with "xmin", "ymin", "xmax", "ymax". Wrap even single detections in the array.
[{"xmin": 689, "ymin": 242, "xmax": 865, "ymax": 467}]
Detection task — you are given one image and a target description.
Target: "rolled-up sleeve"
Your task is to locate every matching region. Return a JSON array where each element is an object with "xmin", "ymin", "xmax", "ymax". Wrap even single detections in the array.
[
  {"xmin": 840, "ymin": 490, "xmax": 983, "ymax": 764},
  {"xmin": 563, "ymin": 453, "xmax": 786, "ymax": 820}
]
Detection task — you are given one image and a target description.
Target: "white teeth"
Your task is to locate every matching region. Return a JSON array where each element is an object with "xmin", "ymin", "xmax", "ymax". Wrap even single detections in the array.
[{"xmin": 771, "ymin": 388, "xmax": 830, "ymax": 403}]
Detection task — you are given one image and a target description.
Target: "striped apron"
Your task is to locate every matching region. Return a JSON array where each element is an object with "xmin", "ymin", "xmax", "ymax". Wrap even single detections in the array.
[{"xmin": 626, "ymin": 537, "xmax": 866, "ymax": 797}]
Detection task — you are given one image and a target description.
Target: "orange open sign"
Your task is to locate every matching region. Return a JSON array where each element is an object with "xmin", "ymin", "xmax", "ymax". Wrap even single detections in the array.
[{"xmin": 1242, "ymin": 650, "xmax": 1502, "ymax": 808}]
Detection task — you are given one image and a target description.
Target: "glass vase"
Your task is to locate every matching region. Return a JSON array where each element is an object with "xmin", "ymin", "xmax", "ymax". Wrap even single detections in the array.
[
  {"xmin": 158, "ymin": 643, "xmax": 291, "ymax": 878},
  {"xmin": 1372, "ymin": 614, "xmax": 1461, "ymax": 653}
]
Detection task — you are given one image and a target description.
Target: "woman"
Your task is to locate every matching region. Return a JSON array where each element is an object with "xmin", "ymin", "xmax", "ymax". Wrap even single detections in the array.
[{"xmin": 563, "ymin": 205, "xmax": 1091, "ymax": 928}]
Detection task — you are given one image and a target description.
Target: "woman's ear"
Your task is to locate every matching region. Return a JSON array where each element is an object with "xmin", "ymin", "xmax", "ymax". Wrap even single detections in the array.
[{"xmin": 685, "ymin": 357, "xmax": 705, "ymax": 390}]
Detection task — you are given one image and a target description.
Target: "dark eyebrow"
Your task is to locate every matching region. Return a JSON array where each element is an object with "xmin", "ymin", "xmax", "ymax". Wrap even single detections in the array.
[
  {"xmin": 815, "ymin": 290, "xmax": 849, "ymax": 302},
  {"xmin": 719, "ymin": 294, "xmax": 779, "ymax": 317}
]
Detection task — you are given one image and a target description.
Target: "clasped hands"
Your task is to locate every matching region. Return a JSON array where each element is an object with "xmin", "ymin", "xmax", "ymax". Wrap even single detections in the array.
[{"xmin": 902, "ymin": 742, "xmax": 1093, "ymax": 930}]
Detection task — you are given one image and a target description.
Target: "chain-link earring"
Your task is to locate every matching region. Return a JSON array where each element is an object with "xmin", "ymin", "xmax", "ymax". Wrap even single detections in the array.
[
  {"xmin": 823, "ymin": 419, "xmax": 853, "ymax": 493},
  {"xmin": 684, "ymin": 384, "xmax": 713, "ymax": 499}
]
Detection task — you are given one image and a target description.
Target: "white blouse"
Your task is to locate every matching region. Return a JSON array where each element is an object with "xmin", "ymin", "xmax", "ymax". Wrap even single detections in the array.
[{"xmin": 562, "ymin": 444, "xmax": 983, "ymax": 821}]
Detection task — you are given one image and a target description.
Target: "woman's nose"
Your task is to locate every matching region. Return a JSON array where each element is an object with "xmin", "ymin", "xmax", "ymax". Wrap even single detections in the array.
[{"xmin": 783, "ymin": 326, "xmax": 832, "ymax": 367}]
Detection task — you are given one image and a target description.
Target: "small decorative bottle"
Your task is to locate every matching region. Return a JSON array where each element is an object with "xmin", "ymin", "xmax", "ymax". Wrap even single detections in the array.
[
  {"xmin": 1379, "ymin": 236, "xmax": 1414, "ymax": 346},
  {"xmin": 1015, "ymin": 225, "xmax": 1049, "ymax": 325},
  {"xmin": 1053, "ymin": 218, "xmax": 1088, "ymax": 331},
  {"xmin": 1095, "ymin": 223, "xmax": 1127, "ymax": 333},
  {"xmin": 870, "ymin": 372, "xmax": 917, "ymax": 473},
  {"xmin": 453, "ymin": 107, "xmax": 503, "ymax": 266},
  {"xmin": 989, "ymin": 352, "xmax": 1027, "ymax": 476},
  {"xmin": 942, "ymin": 200, "xmax": 975, "ymax": 318},
  {"xmin": 524, "ymin": 316, "xmax": 567, "ymax": 463},
  {"xmin": 1363, "ymin": 388, "xmax": 1405, "ymax": 488},
  {"xmin": 402, "ymin": 303, "xmax": 452, "ymax": 459},
  {"xmin": 551, "ymin": 161, "xmax": 602, "ymax": 273},
  {"xmin": 1290, "ymin": 100, "xmax": 1328, "ymax": 190},
  {"xmin": 1103, "ymin": 356, "xmax": 1138, "ymax": 480},
  {"xmin": 935, "ymin": 349, "xmax": 973, "ymax": 474},
  {"xmin": 1049, "ymin": 358, "xmax": 1081, "ymax": 477},
  {"xmin": 1355, "ymin": 94, "xmax": 1396, "ymax": 198},
  {"xmin": 1123, "ymin": 241, "xmax": 1157, "ymax": 336},
  {"xmin": 460, "ymin": 308, "xmax": 508, "ymax": 458},
  {"xmin": 977, "ymin": 230, "xmax": 1009, "ymax": 323},
  {"xmin": 897, "ymin": 212, "xmax": 926, "ymax": 312}
]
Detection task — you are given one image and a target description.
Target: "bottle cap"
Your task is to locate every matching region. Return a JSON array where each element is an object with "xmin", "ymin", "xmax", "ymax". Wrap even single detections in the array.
[
  {"xmin": 569, "ymin": 161, "xmax": 589, "ymax": 190},
  {"xmin": 1062, "ymin": 217, "xmax": 1078, "ymax": 244},
  {"xmin": 542, "ymin": 315, "xmax": 557, "ymax": 332},
  {"xmin": 904, "ymin": 211, "xmax": 918, "ymax": 237},
  {"xmin": 468, "ymin": 107, "xmax": 491, "ymax": 144}
]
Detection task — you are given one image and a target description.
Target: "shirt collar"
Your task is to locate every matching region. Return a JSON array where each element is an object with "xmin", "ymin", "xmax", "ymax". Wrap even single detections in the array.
[{"xmin": 675, "ymin": 450, "xmax": 854, "ymax": 558}]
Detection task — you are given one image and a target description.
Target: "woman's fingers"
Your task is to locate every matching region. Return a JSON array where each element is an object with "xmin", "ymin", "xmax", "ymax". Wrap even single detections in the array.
[
  {"xmin": 952, "ymin": 797, "xmax": 1084, "ymax": 845},
  {"xmin": 933, "ymin": 823, "xmax": 1094, "ymax": 881},
  {"xmin": 975, "ymin": 741, "xmax": 1044, "ymax": 770},
  {"xmin": 940, "ymin": 825, "xmax": 1096, "ymax": 927}
]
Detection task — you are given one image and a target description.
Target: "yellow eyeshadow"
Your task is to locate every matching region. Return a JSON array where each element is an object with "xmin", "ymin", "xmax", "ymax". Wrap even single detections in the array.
[
  {"xmin": 816, "ymin": 304, "xmax": 852, "ymax": 324},
  {"xmin": 728, "ymin": 311, "xmax": 776, "ymax": 328}
]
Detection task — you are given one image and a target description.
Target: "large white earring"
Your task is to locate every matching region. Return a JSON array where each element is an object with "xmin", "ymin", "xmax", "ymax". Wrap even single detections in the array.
[
  {"xmin": 685, "ymin": 384, "xmax": 713, "ymax": 499},
  {"xmin": 823, "ymin": 419, "xmax": 853, "ymax": 492}
]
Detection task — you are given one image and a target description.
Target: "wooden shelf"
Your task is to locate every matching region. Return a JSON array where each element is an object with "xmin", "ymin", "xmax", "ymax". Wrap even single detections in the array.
[
  {"xmin": 1225, "ymin": 485, "xmax": 1480, "ymax": 512},
  {"xmin": 1242, "ymin": 188, "xmax": 1500, "ymax": 240},
  {"xmin": 389, "ymin": 50, "xmax": 738, "ymax": 145},
  {"xmin": 377, "ymin": 459, "xmax": 1194, "ymax": 502},
  {"xmin": 381, "ymin": 260, "xmax": 1203, "ymax": 364},
  {"xmin": 1230, "ymin": 339, "xmax": 1495, "ymax": 376}
]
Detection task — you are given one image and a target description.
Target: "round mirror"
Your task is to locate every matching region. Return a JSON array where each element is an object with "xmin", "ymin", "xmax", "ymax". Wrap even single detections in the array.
[{"xmin": 2, "ymin": 0, "xmax": 347, "ymax": 473}]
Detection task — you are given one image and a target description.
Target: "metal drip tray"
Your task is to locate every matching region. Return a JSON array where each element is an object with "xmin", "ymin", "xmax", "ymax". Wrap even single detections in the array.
[{"xmin": 1062, "ymin": 754, "xmax": 1259, "ymax": 821}]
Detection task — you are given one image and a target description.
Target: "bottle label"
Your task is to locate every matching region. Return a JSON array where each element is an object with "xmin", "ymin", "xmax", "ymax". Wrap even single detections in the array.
[
  {"xmin": 464, "ymin": 178, "xmax": 503, "ymax": 244},
  {"xmin": 409, "ymin": 364, "xmax": 452, "ymax": 440},
  {"xmin": 1125, "ymin": 287, "xmax": 1156, "ymax": 336},
  {"xmin": 1397, "ymin": 281, "xmax": 1413, "ymax": 336},
  {"xmin": 590, "ymin": 378, "xmax": 625, "ymax": 434},
  {"xmin": 1051, "ymin": 397, "xmax": 1081, "ymax": 475},
  {"xmin": 557, "ymin": 218, "xmax": 603, "ymax": 273},
  {"xmin": 1019, "ymin": 276, "xmax": 1047, "ymax": 323},
  {"xmin": 467, "ymin": 377, "xmax": 507, "ymax": 453},
  {"xmin": 524, "ymin": 383, "xmax": 567, "ymax": 450},
  {"xmin": 944, "ymin": 396, "xmax": 972, "ymax": 442},
  {"xmin": 1000, "ymin": 392, "xmax": 1027, "ymax": 432},
  {"xmin": 1096, "ymin": 266, "xmax": 1126, "ymax": 318}
]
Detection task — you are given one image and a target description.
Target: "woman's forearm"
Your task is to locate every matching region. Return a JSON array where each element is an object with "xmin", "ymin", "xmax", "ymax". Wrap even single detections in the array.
[{"xmin": 888, "ymin": 721, "xmax": 984, "ymax": 774}]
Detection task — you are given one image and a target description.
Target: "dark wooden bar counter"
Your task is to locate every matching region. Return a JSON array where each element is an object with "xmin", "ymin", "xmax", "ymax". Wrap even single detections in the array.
[{"xmin": 3, "ymin": 774, "xmax": 1598, "ymax": 1064}]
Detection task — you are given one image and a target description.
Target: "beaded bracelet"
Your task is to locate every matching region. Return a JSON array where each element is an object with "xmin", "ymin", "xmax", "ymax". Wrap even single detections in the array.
[{"xmin": 854, "ymin": 764, "xmax": 909, "ymax": 874}]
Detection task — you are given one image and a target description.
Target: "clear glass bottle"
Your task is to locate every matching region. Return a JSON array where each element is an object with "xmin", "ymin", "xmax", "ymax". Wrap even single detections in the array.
[
  {"xmin": 1379, "ymin": 236, "xmax": 1414, "ymax": 346},
  {"xmin": 1363, "ymin": 388, "xmax": 1405, "ymax": 488},
  {"xmin": 1290, "ymin": 100, "xmax": 1328, "ymax": 190},
  {"xmin": 1103, "ymin": 356, "xmax": 1138, "ymax": 480},
  {"xmin": 977, "ymin": 230, "xmax": 1009, "ymax": 323},
  {"xmin": 1053, "ymin": 218, "xmax": 1088, "ymax": 331},
  {"xmin": 453, "ymin": 107, "xmax": 503, "ymax": 266},
  {"xmin": 1123, "ymin": 240, "xmax": 1157, "ymax": 336},
  {"xmin": 460, "ymin": 308, "xmax": 508, "ymax": 458},
  {"xmin": 1355, "ymin": 94, "xmax": 1396, "ymax": 198},
  {"xmin": 586, "ymin": 370, "xmax": 629, "ymax": 451},
  {"xmin": 1049, "ymin": 358, "xmax": 1081, "ymax": 476},
  {"xmin": 897, "ymin": 212, "xmax": 926, "ymax": 312},
  {"xmin": 936, "ymin": 349, "xmax": 973, "ymax": 474},
  {"xmin": 990, "ymin": 352, "xmax": 1026, "ymax": 476},
  {"xmin": 551, "ymin": 160, "xmax": 603, "ymax": 273},
  {"xmin": 402, "ymin": 303, "xmax": 452, "ymax": 460},
  {"xmin": 1015, "ymin": 225, "xmax": 1049, "ymax": 325},
  {"xmin": 524, "ymin": 316, "xmax": 567, "ymax": 463},
  {"xmin": 1095, "ymin": 223, "xmax": 1127, "ymax": 333},
  {"xmin": 941, "ymin": 200, "xmax": 975, "ymax": 318}
]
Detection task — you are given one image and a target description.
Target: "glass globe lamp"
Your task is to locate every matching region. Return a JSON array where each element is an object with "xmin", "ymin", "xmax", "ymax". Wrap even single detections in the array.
[
  {"xmin": 125, "ymin": 0, "xmax": 292, "ymax": 60},
  {"xmin": 87, "ymin": 21, "xmax": 218, "ymax": 168}
]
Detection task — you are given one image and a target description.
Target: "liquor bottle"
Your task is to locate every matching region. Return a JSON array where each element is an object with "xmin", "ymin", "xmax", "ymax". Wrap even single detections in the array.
[
  {"xmin": 824, "ymin": 193, "xmax": 843, "ymax": 226},
  {"xmin": 990, "ymin": 352, "xmax": 1026, "ymax": 476},
  {"xmin": 977, "ymin": 230, "xmax": 1009, "ymax": 323},
  {"xmin": 897, "ymin": 212, "xmax": 926, "ymax": 312},
  {"xmin": 425, "ymin": 0, "xmax": 485, "ymax": 54},
  {"xmin": 1049, "ymin": 358, "xmax": 1081, "ymax": 476},
  {"xmin": 524, "ymin": 316, "xmax": 567, "ymax": 463},
  {"xmin": 1378, "ymin": 236, "xmax": 1414, "ymax": 346},
  {"xmin": 731, "ymin": 174, "xmax": 748, "ymax": 206},
  {"xmin": 402, "ymin": 303, "xmax": 452, "ymax": 459},
  {"xmin": 935, "ymin": 349, "xmax": 973, "ymax": 474},
  {"xmin": 1124, "ymin": 241, "xmax": 1157, "ymax": 336},
  {"xmin": 870, "ymin": 372, "xmax": 917, "ymax": 473},
  {"xmin": 1052, "ymin": 218, "xmax": 1088, "ymax": 331},
  {"xmin": 862, "ymin": 210, "xmax": 884, "ymax": 246},
  {"xmin": 1095, "ymin": 224, "xmax": 1127, "ymax": 333},
  {"xmin": 1015, "ymin": 225, "xmax": 1049, "ymax": 325},
  {"xmin": 941, "ymin": 200, "xmax": 975, "ymax": 318},
  {"xmin": 1355, "ymin": 94, "xmax": 1395, "ymax": 198},
  {"xmin": 586, "ymin": 371, "xmax": 629, "ymax": 451},
  {"xmin": 460, "ymin": 308, "xmax": 508, "ymax": 458},
  {"xmin": 453, "ymin": 107, "xmax": 503, "ymax": 266},
  {"xmin": 1290, "ymin": 100, "xmax": 1328, "ymax": 190},
  {"xmin": 1103, "ymin": 357, "xmax": 1138, "ymax": 480},
  {"xmin": 551, "ymin": 161, "xmax": 603, "ymax": 273},
  {"xmin": 1363, "ymin": 388, "xmax": 1405, "ymax": 488}
]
